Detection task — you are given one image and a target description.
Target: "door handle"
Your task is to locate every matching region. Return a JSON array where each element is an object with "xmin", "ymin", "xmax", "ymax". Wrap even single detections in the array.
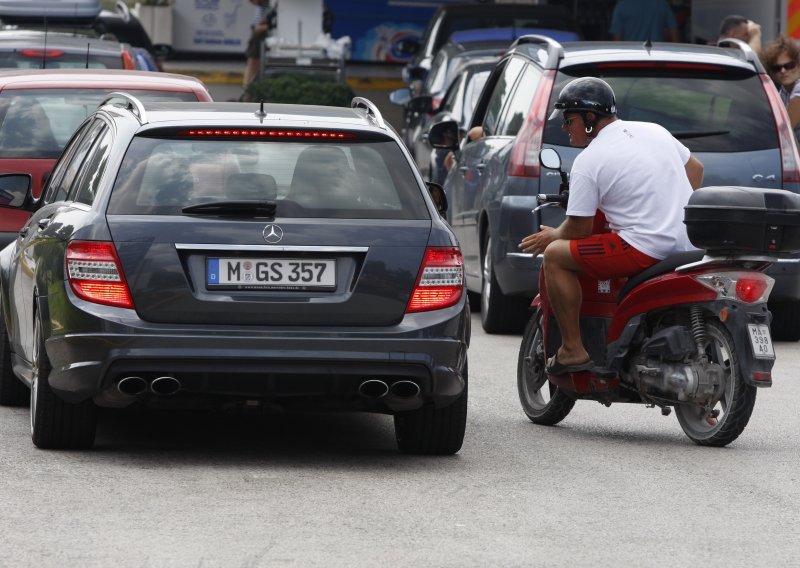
[
  {"xmin": 476, "ymin": 162, "xmax": 486, "ymax": 171},
  {"xmin": 459, "ymin": 166, "xmax": 468, "ymax": 173}
]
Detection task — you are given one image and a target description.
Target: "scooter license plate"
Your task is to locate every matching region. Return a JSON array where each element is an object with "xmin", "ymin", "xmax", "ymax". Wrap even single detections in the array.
[{"xmin": 747, "ymin": 324, "xmax": 774, "ymax": 358}]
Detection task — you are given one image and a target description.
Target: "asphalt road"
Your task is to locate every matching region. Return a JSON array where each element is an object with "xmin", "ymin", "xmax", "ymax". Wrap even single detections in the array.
[{"xmin": 1, "ymin": 311, "xmax": 798, "ymax": 567}]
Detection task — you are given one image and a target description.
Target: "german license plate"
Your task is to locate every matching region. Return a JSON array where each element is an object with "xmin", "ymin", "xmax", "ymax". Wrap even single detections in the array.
[
  {"xmin": 207, "ymin": 258, "xmax": 336, "ymax": 290},
  {"xmin": 747, "ymin": 324, "xmax": 774, "ymax": 358}
]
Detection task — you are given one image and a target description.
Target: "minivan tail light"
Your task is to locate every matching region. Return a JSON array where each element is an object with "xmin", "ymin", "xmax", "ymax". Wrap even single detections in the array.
[
  {"xmin": 66, "ymin": 241, "xmax": 134, "ymax": 309},
  {"xmin": 122, "ymin": 49, "xmax": 136, "ymax": 70},
  {"xmin": 406, "ymin": 247, "xmax": 464, "ymax": 313},
  {"xmin": 508, "ymin": 69, "xmax": 556, "ymax": 178},
  {"xmin": 761, "ymin": 75, "xmax": 800, "ymax": 183}
]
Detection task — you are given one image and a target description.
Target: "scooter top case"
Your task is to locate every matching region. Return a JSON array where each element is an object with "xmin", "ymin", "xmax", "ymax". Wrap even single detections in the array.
[
  {"xmin": 684, "ymin": 186, "xmax": 800, "ymax": 255},
  {"xmin": 0, "ymin": 0, "xmax": 100, "ymax": 24}
]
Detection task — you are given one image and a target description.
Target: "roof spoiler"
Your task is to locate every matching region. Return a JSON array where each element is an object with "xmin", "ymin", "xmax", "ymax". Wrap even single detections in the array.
[
  {"xmin": 717, "ymin": 37, "xmax": 766, "ymax": 74},
  {"xmin": 511, "ymin": 34, "xmax": 564, "ymax": 70}
]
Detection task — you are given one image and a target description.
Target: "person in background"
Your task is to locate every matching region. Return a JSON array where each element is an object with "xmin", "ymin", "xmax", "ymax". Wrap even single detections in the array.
[
  {"xmin": 762, "ymin": 34, "xmax": 800, "ymax": 141},
  {"xmin": 243, "ymin": 0, "xmax": 274, "ymax": 89},
  {"xmin": 609, "ymin": 0, "xmax": 679, "ymax": 42},
  {"xmin": 718, "ymin": 14, "xmax": 762, "ymax": 55}
]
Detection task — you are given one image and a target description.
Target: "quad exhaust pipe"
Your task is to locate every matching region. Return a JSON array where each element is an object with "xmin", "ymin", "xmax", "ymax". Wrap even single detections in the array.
[{"xmin": 116, "ymin": 375, "xmax": 182, "ymax": 396}]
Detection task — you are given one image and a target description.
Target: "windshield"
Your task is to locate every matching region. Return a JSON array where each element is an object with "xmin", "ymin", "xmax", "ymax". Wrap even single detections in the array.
[{"xmin": 544, "ymin": 67, "xmax": 777, "ymax": 152}]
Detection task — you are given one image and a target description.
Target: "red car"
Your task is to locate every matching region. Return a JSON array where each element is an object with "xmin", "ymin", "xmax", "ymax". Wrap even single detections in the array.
[{"xmin": 0, "ymin": 69, "xmax": 212, "ymax": 247}]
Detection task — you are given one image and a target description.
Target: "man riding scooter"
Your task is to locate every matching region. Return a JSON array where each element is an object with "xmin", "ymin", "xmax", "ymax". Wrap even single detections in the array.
[{"xmin": 518, "ymin": 77, "xmax": 705, "ymax": 375}]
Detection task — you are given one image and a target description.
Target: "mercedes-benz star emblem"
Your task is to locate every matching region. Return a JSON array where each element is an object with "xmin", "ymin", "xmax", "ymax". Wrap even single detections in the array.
[{"xmin": 262, "ymin": 224, "xmax": 283, "ymax": 244}]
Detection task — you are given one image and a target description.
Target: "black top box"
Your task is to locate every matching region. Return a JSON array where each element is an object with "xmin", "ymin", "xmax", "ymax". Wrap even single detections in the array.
[{"xmin": 684, "ymin": 186, "xmax": 800, "ymax": 255}]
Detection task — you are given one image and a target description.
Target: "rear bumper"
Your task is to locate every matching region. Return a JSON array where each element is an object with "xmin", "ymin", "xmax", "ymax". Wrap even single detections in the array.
[{"xmin": 43, "ymin": 298, "xmax": 469, "ymax": 413}]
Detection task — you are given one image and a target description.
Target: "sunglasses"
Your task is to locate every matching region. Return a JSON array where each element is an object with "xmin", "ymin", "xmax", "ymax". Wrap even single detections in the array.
[{"xmin": 771, "ymin": 61, "xmax": 798, "ymax": 73}]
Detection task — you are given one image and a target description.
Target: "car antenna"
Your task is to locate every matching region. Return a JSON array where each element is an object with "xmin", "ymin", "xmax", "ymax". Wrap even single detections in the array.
[
  {"xmin": 643, "ymin": 38, "xmax": 653, "ymax": 54},
  {"xmin": 42, "ymin": 16, "xmax": 48, "ymax": 69},
  {"xmin": 86, "ymin": 43, "xmax": 90, "ymax": 68},
  {"xmin": 255, "ymin": 99, "xmax": 266, "ymax": 120}
]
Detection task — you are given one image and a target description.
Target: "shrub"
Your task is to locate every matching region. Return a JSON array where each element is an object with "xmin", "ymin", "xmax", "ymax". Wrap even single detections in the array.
[{"xmin": 245, "ymin": 74, "xmax": 355, "ymax": 107}]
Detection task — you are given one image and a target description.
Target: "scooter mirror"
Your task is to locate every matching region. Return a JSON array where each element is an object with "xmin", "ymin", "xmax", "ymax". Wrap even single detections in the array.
[{"xmin": 539, "ymin": 148, "xmax": 561, "ymax": 170}]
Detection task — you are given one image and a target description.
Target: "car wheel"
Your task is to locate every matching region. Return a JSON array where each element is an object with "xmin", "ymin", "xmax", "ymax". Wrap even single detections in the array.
[
  {"xmin": 30, "ymin": 314, "xmax": 97, "ymax": 449},
  {"xmin": 0, "ymin": 313, "xmax": 29, "ymax": 406},
  {"xmin": 394, "ymin": 360, "xmax": 467, "ymax": 455},
  {"xmin": 768, "ymin": 301, "xmax": 800, "ymax": 342},
  {"xmin": 480, "ymin": 233, "xmax": 527, "ymax": 334}
]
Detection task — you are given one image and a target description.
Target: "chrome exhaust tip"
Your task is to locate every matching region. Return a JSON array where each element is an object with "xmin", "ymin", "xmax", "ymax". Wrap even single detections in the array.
[
  {"xmin": 150, "ymin": 376, "xmax": 181, "ymax": 396},
  {"xmin": 358, "ymin": 379, "xmax": 389, "ymax": 398},
  {"xmin": 389, "ymin": 380, "xmax": 421, "ymax": 399},
  {"xmin": 117, "ymin": 376, "xmax": 149, "ymax": 396}
]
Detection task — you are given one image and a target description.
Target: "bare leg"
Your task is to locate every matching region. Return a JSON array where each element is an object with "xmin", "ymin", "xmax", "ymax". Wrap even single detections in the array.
[
  {"xmin": 543, "ymin": 239, "xmax": 590, "ymax": 366},
  {"xmin": 243, "ymin": 57, "xmax": 260, "ymax": 88}
]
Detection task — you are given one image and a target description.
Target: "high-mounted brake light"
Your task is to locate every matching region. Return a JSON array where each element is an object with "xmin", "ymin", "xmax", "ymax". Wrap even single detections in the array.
[
  {"xmin": 693, "ymin": 271, "xmax": 774, "ymax": 304},
  {"xmin": 177, "ymin": 129, "xmax": 356, "ymax": 139},
  {"xmin": 761, "ymin": 74, "xmax": 800, "ymax": 183},
  {"xmin": 20, "ymin": 49, "xmax": 64, "ymax": 58},
  {"xmin": 594, "ymin": 62, "xmax": 724, "ymax": 72},
  {"xmin": 66, "ymin": 241, "xmax": 134, "ymax": 309},
  {"xmin": 406, "ymin": 247, "xmax": 464, "ymax": 313},
  {"xmin": 508, "ymin": 69, "xmax": 556, "ymax": 178}
]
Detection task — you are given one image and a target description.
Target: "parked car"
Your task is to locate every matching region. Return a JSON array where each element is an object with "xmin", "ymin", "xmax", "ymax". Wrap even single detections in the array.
[
  {"xmin": 0, "ymin": 69, "xmax": 213, "ymax": 249},
  {"xmin": 0, "ymin": 96, "xmax": 469, "ymax": 454},
  {"xmin": 399, "ymin": 3, "xmax": 581, "ymax": 86},
  {"xmin": 431, "ymin": 35, "xmax": 800, "ymax": 339}
]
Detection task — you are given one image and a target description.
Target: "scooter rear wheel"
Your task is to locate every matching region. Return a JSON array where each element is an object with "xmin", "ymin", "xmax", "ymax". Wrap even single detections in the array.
[
  {"xmin": 517, "ymin": 312, "xmax": 575, "ymax": 425},
  {"xmin": 675, "ymin": 320, "xmax": 756, "ymax": 447}
]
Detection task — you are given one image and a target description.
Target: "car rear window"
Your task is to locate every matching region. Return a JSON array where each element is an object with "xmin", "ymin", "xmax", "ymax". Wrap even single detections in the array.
[
  {"xmin": 107, "ymin": 136, "xmax": 430, "ymax": 220},
  {"xmin": 0, "ymin": 51, "xmax": 121, "ymax": 69},
  {"xmin": 0, "ymin": 89, "xmax": 200, "ymax": 159},
  {"xmin": 544, "ymin": 66, "xmax": 777, "ymax": 152}
]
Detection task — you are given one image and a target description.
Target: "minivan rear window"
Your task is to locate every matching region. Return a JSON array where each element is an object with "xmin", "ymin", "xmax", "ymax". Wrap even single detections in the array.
[
  {"xmin": 544, "ymin": 68, "xmax": 777, "ymax": 152},
  {"xmin": 107, "ymin": 137, "xmax": 430, "ymax": 220}
]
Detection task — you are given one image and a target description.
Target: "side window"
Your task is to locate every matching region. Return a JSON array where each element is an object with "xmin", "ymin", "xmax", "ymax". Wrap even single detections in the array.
[
  {"xmin": 72, "ymin": 125, "xmax": 112, "ymax": 206},
  {"xmin": 482, "ymin": 57, "xmax": 525, "ymax": 137},
  {"xmin": 498, "ymin": 65, "xmax": 543, "ymax": 137},
  {"xmin": 42, "ymin": 121, "xmax": 92, "ymax": 204},
  {"xmin": 48, "ymin": 119, "xmax": 105, "ymax": 203}
]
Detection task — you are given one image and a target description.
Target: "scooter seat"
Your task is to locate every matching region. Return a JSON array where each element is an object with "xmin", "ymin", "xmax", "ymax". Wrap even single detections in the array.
[{"xmin": 617, "ymin": 250, "xmax": 706, "ymax": 302}]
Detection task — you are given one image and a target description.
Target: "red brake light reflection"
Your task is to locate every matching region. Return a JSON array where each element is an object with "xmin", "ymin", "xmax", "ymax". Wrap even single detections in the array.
[{"xmin": 178, "ymin": 129, "xmax": 356, "ymax": 139}]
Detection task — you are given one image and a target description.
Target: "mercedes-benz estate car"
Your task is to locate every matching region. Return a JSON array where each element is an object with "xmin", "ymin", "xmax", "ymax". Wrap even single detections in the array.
[
  {"xmin": 432, "ymin": 36, "xmax": 800, "ymax": 339},
  {"xmin": 0, "ymin": 95, "xmax": 469, "ymax": 454}
]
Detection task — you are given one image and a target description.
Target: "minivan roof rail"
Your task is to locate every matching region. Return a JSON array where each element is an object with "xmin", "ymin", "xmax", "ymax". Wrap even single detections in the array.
[
  {"xmin": 511, "ymin": 34, "xmax": 564, "ymax": 69},
  {"xmin": 351, "ymin": 96, "xmax": 385, "ymax": 129},
  {"xmin": 100, "ymin": 91, "xmax": 147, "ymax": 124},
  {"xmin": 717, "ymin": 37, "xmax": 766, "ymax": 73}
]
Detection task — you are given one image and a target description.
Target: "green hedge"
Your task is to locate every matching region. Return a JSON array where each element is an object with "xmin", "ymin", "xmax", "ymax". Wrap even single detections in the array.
[{"xmin": 245, "ymin": 74, "xmax": 355, "ymax": 107}]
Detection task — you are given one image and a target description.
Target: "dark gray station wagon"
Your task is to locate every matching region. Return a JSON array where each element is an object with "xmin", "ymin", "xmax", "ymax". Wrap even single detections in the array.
[{"xmin": 0, "ymin": 95, "xmax": 469, "ymax": 454}]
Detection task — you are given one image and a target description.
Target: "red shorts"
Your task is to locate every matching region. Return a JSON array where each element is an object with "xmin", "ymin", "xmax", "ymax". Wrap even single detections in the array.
[{"xmin": 570, "ymin": 233, "xmax": 659, "ymax": 280}]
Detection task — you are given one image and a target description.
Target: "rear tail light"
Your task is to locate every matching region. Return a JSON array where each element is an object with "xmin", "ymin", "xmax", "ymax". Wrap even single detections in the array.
[
  {"xmin": 406, "ymin": 247, "xmax": 464, "ymax": 313},
  {"xmin": 693, "ymin": 271, "xmax": 774, "ymax": 304},
  {"xmin": 66, "ymin": 241, "xmax": 134, "ymax": 309},
  {"xmin": 761, "ymin": 75, "xmax": 800, "ymax": 183},
  {"xmin": 508, "ymin": 69, "xmax": 556, "ymax": 178},
  {"xmin": 122, "ymin": 49, "xmax": 136, "ymax": 70}
]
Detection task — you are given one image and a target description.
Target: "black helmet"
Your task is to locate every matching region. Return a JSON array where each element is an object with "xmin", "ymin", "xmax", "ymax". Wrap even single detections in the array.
[{"xmin": 548, "ymin": 77, "xmax": 617, "ymax": 120}]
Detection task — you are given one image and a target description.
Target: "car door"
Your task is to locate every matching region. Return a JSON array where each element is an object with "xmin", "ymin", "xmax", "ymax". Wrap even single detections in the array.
[{"xmin": 10, "ymin": 119, "xmax": 104, "ymax": 363}]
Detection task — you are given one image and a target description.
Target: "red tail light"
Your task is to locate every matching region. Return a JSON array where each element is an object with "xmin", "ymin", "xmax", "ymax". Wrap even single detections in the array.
[
  {"xmin": 66, "ymin": 241, "xmax": 134, "ymax": 309},
  {"xmin": 406, "ymin": 247, "xmax": 464, "ymax": 313},
  {"xmin": 122, "ymin": 49, "xmax": 136, "ymax": 70},
  {"xmin": 736, "ymin": 277, "xmax": 770, "ymax": 303},
  {"xmin": 761, "ymin": 75, "xmax": 800, "ymax": 183},
  {"xmin": 508, "ymin": 70, "xmax": 556, "ymax": 178}
]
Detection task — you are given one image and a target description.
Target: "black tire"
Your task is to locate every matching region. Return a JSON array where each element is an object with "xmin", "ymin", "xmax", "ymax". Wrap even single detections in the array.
[
  {"xmin": 30, "ymin": 315, "xmax": 97, "ymax": 449},
  {"xmin": 394, "ymin": 360, "xmax": 468, "ymax": 455},
  {"xmin": 480, "ymin": 233, "xmax": 527, "ymax": 334},
  {"xmin": 0, "ymin": 312, "xmax": 29, "ymax": 406},
  {"xmin": 517, "ymin": 313, "xmax": 575, "ymax": 425},
  {"xmin": 768, "ymin": 301, "xmax": 800, "ymax": 342},
  {"xmin": 675, "ymin": 320, "xmax": 756, "ymax": 447}
]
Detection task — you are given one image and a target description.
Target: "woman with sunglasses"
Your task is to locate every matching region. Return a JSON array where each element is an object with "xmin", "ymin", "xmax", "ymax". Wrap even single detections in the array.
[{"xmin": 762, "ymin": 34, "xmax": 800, "ymax": 139}]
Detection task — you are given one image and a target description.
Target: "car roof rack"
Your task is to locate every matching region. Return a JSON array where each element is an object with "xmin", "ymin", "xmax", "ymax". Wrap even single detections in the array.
[
  {"xmin": 511, "ymin": 34, "xmax": 564, "ymax": 70},
  {"xmin": 99, "ymin": 92, "xmax": 147, "ymax": 124},
  {"xmin": 716, "ymin": 37, "xmax": 766, "ymax": 73},
  {"xmin": 351, "ymin": 97, "xmax": 385, "ymax": 129}
]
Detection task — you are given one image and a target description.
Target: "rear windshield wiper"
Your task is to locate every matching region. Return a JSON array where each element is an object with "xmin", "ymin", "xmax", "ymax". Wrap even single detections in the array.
[
  {"xmin": 671, "ymin": 130, "xmax": 730, "ymax": 139},
  {"xmin": 182, "ymin": 200, "xmax": 277, "ymax": 217}
]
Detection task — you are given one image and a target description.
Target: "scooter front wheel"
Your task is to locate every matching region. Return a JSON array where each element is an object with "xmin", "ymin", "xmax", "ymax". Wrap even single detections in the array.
[
  {"xmin": 675, "ymin": 319, "xmax": 757, "ymax": 447},
  {"xmin": 517, "ymin": 312, "xmax": 575, "ymax": 425}
]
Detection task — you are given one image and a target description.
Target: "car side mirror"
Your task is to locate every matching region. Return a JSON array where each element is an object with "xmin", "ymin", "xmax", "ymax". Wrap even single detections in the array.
[
  {"xmin": 539, "ymin": 148, "xmax": 561, "ymax": 170},
  {"xmin": 0, "ymin": 174, "xmax": 32, "ymax": 209},
  {"xmin": 428, "ymin": 120, "xmax": 460, "ymax": 150},
  {"xmin": 426, "ymin": 181, "xmax": 447, "ymax": 216},
  {"xmin": 389, "ymin": 87, "xmax": 412, "ymax": 107}
]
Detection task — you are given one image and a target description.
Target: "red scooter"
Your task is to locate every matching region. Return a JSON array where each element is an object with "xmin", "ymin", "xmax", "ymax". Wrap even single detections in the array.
[{"xmin": 517, "ymin": 149, "xmax": 793, "ymax": 446}]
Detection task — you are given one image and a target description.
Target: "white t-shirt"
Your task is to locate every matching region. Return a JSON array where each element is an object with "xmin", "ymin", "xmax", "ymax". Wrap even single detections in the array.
[{"xmin": 566, "ymin": 119, "xmax": 696, "ymax": 260}]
